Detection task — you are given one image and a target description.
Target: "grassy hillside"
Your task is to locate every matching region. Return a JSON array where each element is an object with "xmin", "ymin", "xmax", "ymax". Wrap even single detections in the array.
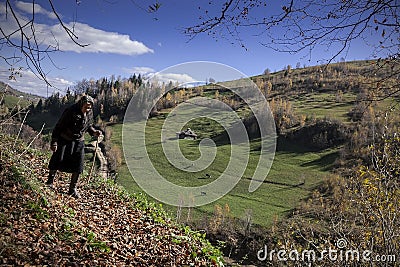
[
  {"xmin": 0, "ymin": 134, "xmax": 223, "ymax": 266},
  {"xmin": 110, "ymin": 116, "xmax": 336, "ymax": 227},
  {"xmin": 0, "ymin": 81, "xmax": 42, "ymax": 109},
  {"xmin": 252, "ymin": 60, "xmax": 399, "ymax": 122},
  {"xmin": 106, "ymin": 60, "xmax": 400, "ymax": 229}
]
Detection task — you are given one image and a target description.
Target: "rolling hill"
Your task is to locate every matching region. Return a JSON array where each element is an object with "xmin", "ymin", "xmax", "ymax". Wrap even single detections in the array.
[{"xmin": 0, "ymin": 81, "xmax": 42, "ymax": 109}]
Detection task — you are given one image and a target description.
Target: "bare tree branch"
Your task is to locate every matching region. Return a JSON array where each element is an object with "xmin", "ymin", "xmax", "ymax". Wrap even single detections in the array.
[
  {"xmin": 0, "ymin": 0, "xmax": 85, "ymax": 87},
  {"xmin": 0, "ymin": 0, "xmax": 161, "ymax": 90},
  {"xmin": 185, "ymin": 0, "xmax": 399, "ymax": 63}
]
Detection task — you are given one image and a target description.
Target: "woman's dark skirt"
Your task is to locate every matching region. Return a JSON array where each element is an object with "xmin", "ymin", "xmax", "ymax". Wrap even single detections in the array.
[{"xmin": 48, "ymin": 137, "xmax": 85, "ymax": 174}]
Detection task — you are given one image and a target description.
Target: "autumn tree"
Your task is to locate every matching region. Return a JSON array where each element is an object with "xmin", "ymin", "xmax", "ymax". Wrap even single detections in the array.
[
  {"xmin": 350, "ymin": 133, "xmax": 400, "ymax": 259},
  {"xmin": 269, "ymin": 97, "xmax": 297, "ymax": 134}
]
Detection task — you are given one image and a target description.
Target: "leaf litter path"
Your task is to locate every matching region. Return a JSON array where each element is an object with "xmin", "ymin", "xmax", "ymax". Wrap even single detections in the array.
[{"xmin": 0, "ymin": 141, "xmax": 217, "ymax": 266}]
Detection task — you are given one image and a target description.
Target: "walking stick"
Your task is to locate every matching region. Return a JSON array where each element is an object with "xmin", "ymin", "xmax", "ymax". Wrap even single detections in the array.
[{"xmin": 87, "ymin": 136, "xmax": 99, "ymax": 185}]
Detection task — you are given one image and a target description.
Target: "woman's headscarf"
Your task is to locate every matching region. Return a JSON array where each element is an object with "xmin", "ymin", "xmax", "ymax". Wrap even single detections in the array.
[{"xmin": 78, "ymin": 95, "xmax": 94, "ymax": 107}]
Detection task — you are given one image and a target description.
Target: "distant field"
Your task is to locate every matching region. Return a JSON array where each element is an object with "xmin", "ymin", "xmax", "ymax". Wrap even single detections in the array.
[
  {"xmin": 2, "ymin": 94, "xmax": 31, "ymax": 109},
  {"xmin": 1, "ymin": 81, "xmax": 42, "ymax": 109},
  {"xmin": 288, "ymin": 92, "xmax": 356, "ymax": 122},
  {"xmin": 287, "ymin": 91, "xmax": 398, "ymax": 123},
  {"xmin": 110, "ymin": 110, "xmax": 336, "ymax": 227}
]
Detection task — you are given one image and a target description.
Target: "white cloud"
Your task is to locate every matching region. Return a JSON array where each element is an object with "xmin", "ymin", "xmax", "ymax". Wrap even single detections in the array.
[
  {"xmin": 1, "ymin": 2, "xmax": 153, "ymax": 56},
  {"xmin": 0, "ymin": 68, "xmax": 74, "ymax": 97},
  {"xmin": 44, "ymin": 22, "xmax": 154, "ymax": 55},
  {"xmin": 122, "ymin": 66, "xmax": 197, "ymax": 86},
  {"xmin": 122, "ymin": 66, "xmax": 155, "ymax": 75},
  {"xmin": 148, "ymin": 72, "xmax": 197, "ymax": 85},
  {"xmin": 15, "ymin": 1, "xmax": 57, "ymax": 19}
]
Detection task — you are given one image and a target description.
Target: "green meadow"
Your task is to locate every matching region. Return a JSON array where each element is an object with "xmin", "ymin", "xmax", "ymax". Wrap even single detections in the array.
[
  {"xmin": 101, "ymin": 63, "xmax": 400, "ymax": 227},
  {"xmin": 288, "ymin": 91, "xmax": 396, "ymax": 122},
  {"xmin": 110, "ymin": 106, "xmax": 337, "ymax": 227},
  {"xmin": 288, "ymin": 92, "xmax": 356, "ymax": 121}
]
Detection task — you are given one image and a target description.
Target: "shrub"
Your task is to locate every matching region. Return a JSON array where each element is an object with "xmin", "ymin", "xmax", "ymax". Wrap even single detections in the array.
[{"xmin": 288, "ymin": 118, "xmax": 350, "ymax": 149}]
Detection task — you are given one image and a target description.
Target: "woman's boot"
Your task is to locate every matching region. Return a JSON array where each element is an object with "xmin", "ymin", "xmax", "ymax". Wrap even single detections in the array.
[
  {"xmin": 68, "ymin": 172, "xmax": 80, "ymax": 198},
  {"xmin": 45, "ymin": 170, "xmax": 57, "ymax": 188}
]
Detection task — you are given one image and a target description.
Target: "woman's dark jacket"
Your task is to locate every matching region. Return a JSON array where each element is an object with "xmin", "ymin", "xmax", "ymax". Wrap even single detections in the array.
[{"xmin": 48, "ymin": 103, "xmax": 96, "ymax": 173}]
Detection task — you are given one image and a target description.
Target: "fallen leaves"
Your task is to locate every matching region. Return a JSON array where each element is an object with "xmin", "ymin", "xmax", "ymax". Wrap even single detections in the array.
[{"xmin": 0, "ymin": 136, "xmax": 221, "ymax": 266}]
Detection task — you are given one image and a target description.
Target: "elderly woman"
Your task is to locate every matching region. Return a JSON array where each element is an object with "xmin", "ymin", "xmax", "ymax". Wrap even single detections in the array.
[{"xmin": 46, "ymin": 95, "xmax": 101, "ymax": 198}]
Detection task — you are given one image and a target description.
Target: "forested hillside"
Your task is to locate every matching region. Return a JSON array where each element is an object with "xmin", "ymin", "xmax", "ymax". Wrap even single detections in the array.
[{"xmin": 24, "ymin": 60, "xmax": 398, "ymax": 133}]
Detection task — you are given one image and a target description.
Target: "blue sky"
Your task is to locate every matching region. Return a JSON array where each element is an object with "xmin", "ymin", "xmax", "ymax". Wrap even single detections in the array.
[{"xmin": 0, "ymin": 0, "xmax": 379, "ymax": 97}]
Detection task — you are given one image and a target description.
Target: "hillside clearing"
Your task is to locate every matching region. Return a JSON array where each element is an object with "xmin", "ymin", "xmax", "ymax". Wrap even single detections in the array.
[{"xmin": 111, "ymin": 114, "xmax": 336, "ymax": 227}]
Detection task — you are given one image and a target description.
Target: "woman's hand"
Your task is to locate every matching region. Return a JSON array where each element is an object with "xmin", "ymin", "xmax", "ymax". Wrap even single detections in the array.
[
  {"xmin": 50, "ymin": 142, "xmax": 57, "ymax": 152},
  {"xmin": 93, "ymin": 130, "xmax": 102, "ymax": 137}
]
